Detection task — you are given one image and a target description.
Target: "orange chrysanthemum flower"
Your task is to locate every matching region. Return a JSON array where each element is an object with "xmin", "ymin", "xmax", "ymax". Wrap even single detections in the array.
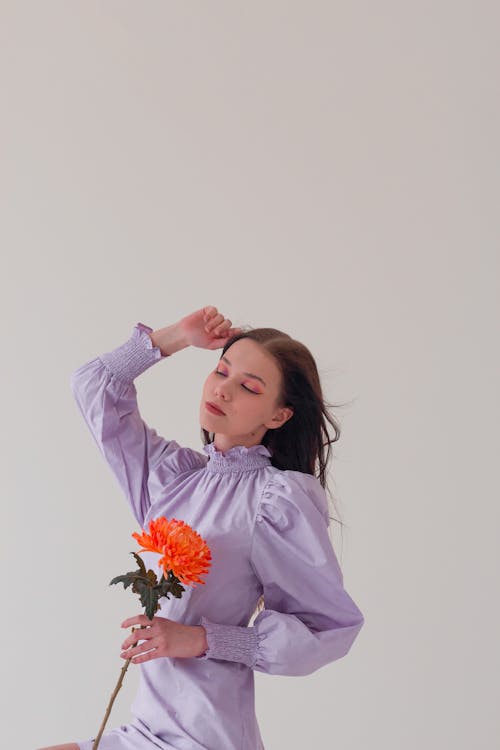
[{"xmin": 132, "ymin": 516, "xmax": 212, "ymax": 586}]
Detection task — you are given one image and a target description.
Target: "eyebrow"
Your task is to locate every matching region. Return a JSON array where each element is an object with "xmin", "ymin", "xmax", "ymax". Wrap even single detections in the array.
[{"xmin": 220, "ymin": 356, "xmax": 267, "ymax": 386}]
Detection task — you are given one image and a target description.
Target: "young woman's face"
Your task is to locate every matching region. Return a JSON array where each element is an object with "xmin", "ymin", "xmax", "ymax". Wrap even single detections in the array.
[{"xmin": 199, "ymin": 338, "xmax": 293, "ymax": 453}]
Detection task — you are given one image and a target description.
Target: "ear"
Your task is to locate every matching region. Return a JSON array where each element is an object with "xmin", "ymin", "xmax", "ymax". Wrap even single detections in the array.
[{"xmin": 265, "ymin": 406, "xmax": 294, "ymax": 430}]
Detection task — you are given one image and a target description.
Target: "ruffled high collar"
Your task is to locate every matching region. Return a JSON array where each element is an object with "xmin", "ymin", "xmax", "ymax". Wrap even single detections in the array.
[{"xmin": 203, "ymin": 442, "xmax": 272, "ymax": 473}]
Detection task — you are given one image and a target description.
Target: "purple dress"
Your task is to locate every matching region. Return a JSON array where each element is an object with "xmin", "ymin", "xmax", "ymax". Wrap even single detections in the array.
[{"xmin": 71, "ymin": 323, "xmax": 365, "ymax": 750}]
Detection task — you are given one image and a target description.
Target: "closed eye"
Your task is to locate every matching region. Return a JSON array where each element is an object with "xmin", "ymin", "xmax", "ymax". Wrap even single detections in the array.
[{"xmin": 215, "ymin": 370, "xmax": 259, "ymax": 394}]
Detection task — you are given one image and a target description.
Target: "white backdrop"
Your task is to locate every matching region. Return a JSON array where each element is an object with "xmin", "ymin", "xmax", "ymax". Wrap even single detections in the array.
[{"xmin": 1, "ymin": 2, "xmax": 498, "ymax": 749}]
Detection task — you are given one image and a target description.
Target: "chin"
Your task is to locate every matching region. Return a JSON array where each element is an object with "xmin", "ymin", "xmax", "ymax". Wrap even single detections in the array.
[{"xmin": 199, "ymin": 414, "xmax": 214, "ymax": 432}]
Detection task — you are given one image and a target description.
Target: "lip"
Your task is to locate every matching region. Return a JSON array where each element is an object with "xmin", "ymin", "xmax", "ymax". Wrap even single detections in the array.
[{"xmin": 205, "ymin": 401, "xmax": 226, "ymax": 416}]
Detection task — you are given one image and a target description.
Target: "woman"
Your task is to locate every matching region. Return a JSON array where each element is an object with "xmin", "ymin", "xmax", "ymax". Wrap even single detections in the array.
[{"xmin": 38, "ymin": 305, "xmax": 365, "ymax": 750}]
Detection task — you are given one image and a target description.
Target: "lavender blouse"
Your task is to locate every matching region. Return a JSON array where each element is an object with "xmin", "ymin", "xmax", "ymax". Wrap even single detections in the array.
[{"xmin": 71, "ymin": 323, "xmax": 364, "ymax": 750}]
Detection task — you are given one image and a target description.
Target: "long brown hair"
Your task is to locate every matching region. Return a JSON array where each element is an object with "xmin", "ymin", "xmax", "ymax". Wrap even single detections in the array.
[{"xmin": 200, "ymin": 326, "xmax": 351, "ymax": 617}]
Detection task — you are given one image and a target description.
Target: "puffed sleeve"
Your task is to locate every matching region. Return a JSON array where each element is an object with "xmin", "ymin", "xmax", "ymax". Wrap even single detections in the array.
[
  {"xmin": 70, "ymin": 322, "xmax": 205, "ymax": 527},
  {"xmin": 197, "ymin": 472, "xmax": 365, "ymax": 676}
]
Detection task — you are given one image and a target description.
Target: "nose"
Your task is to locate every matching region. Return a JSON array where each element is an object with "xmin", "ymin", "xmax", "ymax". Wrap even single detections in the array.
[{"xmin": 214, "ymin": 381, "xmax": 231, "ymax": 400}]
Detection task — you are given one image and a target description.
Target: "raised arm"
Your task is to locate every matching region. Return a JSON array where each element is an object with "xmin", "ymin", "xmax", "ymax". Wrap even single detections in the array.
[
  {"xmin": 70, "ymin": 322, "xmax": 187, "ymax": 526},
  {"xmin": 70, "ymin": 308, "xmax": 244, "ymax": 526}
]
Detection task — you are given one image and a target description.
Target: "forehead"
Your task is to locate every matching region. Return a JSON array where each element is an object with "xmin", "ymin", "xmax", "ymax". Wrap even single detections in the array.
[{"xmin": 222, "ymin": 339, "xmax": 280, "ymax": 378}]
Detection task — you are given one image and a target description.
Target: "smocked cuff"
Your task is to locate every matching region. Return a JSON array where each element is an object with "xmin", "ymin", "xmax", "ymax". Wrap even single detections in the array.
[
  {"xmin": 196, "ymin": 616, "xmax": 260, "ymax": 668},
  {"xmin": 99, "ymin": 322, "xmax": 167, "ymax": 383}
]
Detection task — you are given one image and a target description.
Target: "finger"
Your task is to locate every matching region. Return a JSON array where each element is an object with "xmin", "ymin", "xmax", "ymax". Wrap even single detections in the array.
[
  {"xmin": 214, "ymin": 324, "xmax": 243, "ymax": 340},
  {"xmin": 121, "ymin": 629, "xmax": 153, "ymax": 649},
  {"xmin": 120, "ymin": 633, "xmax": 152, "ymax": 654},
  {"xmin": 121, "ymin": 617, "xmax": 138, "ymax": 628},
  {"xmin": 205, "ymin": 313, "xmax": 224, "ymax": 330},
  {"xmin": 127, "ymin": 647, "xmax": 157, "ymax": 664},
  {"xmin": 207, "ymin": 334, "xmax": 237, "ymax": 350},
  {"xmin": 120, "ymin": 641, "xmax": 144, "ymax": 658},
  {"xmin": 121, "ymin": 642, "xmax": 158, "ymax": 662},
  {"xmin": 203, "ymin": 306, "xmax": 217, "ymax": 320},
  {"xmin": 121, "ymin": 614, "xmax": 153, "ymax": 629},
  {"xmin": 205, "ymin": 313, "xmax": 224, "ymax": 332},
  {"xmin": 212, "ymin": 319, "xmax": 232, "ymax": 335}
]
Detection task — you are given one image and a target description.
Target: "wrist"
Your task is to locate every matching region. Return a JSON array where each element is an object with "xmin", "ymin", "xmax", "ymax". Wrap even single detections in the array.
[
  {"xmin": 195, "ymin": 625, "xmax": 209, "ymax": 656},
  {"xmin": 149, "ymin": 322, "xmax": 189, "ymax": 357}
]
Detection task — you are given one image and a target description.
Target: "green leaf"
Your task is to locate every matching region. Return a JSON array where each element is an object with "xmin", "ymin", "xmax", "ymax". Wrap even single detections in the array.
[
  {"xmin": 131, "ymin": 551, "xmax": 147, "ymax": 576},
  {"xmin": 133, "ymin": 579, "xmax": 160, "ymax": 619},
  {"xmin": 147, "ymin": 569, "xmax": 158, "ymax": 584},
  {"xmin": 109, "ymin": 556, "xmax": 187, "ymax": 618},
  {"xmin": 157, "ymin": 569, "xmax": 186, "ymax": 599},
  {"xmin": 109, "ymin": 572, "xmax": 138, "ymax": 589}
]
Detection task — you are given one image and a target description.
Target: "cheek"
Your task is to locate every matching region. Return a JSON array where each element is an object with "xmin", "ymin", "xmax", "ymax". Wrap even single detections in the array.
[{"xmin": 204, "ymin": 374, "xmax": 220, "ymax": 397}]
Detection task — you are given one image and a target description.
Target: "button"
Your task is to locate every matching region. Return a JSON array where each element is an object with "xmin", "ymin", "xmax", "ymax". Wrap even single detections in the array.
[{"xmin": 256, "ymin": 515, "xmax": 263, "ymax": 523}]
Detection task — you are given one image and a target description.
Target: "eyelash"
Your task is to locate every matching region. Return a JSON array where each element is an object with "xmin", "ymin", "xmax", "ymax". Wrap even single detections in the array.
[{"xmin": 215, "ymin": 370, "xmax": 259, "ymax": 394}]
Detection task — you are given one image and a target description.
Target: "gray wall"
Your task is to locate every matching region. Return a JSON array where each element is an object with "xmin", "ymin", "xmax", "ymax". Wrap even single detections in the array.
[{"xmin": 1, "ymin": 2, "xmax": 498, "ymax": 748}]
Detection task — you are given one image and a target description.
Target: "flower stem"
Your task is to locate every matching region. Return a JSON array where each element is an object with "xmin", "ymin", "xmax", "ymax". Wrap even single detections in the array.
[{"xmin": 92, "ymin": 625, "xmax": 146, "ymax": 750}]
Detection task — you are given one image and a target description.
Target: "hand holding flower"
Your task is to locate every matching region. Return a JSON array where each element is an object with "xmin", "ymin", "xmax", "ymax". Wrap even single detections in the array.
[
  {"xmin": 90, "ymin": 515, "xmax": 212, "ymax": 749},
  {"xmin": 120, "ymin": 614, "xmax": 208, "ymax": 663}
]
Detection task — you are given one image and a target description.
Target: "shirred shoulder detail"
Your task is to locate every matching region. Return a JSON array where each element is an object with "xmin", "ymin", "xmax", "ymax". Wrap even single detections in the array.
[
  {"xmin": 197, "ymin": 470, "xmax": 365, "ymax": 676},
  {"xmin": 256, "ymin": 470, "xmax": 331, "ymax": 530}
]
